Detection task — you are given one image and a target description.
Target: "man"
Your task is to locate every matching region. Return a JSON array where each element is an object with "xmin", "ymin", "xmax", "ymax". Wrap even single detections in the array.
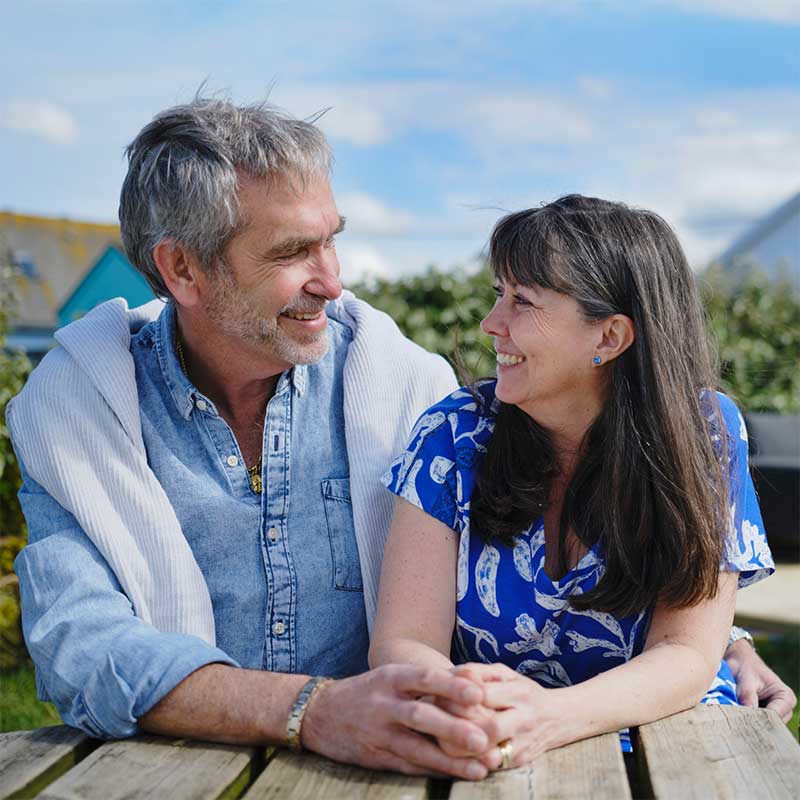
[{"xmin": 8, "ymin": 97, "xmax": 794, "ymax": 778}]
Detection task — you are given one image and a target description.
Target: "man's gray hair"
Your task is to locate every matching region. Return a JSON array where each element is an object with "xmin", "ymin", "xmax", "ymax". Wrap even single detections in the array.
[{"xmin": 119, "ymin": 96, "xmax": 332, "ymax": 298}]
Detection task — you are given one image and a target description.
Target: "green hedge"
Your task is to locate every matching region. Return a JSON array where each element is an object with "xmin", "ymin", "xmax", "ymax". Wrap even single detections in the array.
[
  {"xmin": 0, "ymin": 248, "xmax": 31, "ymax": 672},
  {"xmin": 352, "ymin": 264, "xmax": 800, "ymax": 413}
]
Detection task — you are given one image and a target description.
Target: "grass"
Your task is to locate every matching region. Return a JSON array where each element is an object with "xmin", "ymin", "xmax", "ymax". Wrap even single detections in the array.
[
  {"xmin": 752, "ymin": 627, "xmax": 800, "ymax": 739},
  {"xmin": 0, "ymin": 632, "xmax": 797, "ymax": 737},
  {"xmin": 0, "ymin": 664, "xmax": 61, "ymax": 732}
]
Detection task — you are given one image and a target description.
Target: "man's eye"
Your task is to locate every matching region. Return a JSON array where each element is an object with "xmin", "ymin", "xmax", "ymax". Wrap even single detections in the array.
[{"xmin": 324, "ymin": 236, "xmax": 337, "ymax": 249}]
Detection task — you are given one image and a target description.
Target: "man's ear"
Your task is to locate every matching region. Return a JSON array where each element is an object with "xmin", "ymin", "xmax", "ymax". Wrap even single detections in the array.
[
  {"xmin": 594, "ymin": 314, "xmax": 635, "ymax": 365},
  {"xmin": 152, "ymin": 240, "xmax": 205, "ymax": 308}
]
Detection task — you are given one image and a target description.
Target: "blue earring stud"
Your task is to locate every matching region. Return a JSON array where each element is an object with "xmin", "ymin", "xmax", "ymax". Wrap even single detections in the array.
[{"xmin": 592, "ymin": 355, "xmax": 601, "ymax": 365}]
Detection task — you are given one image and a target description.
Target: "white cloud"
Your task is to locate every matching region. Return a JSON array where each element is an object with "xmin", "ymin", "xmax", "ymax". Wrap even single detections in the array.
[
  {"xmin": 463, "ymin": 91, "xmax": 594, "ymax": 147},
  {"xmin": 1, "ymin": 101, "xmax": 78, "ymax": 143},
  {"xmin": 649, "ymin": 0, "xmax": 800, "ymax": 24},
  {"xmin": 316, "ymin": 105, "xmax": 392, "ymax": 147},
  {"xmin": 278, "ymin": 81, "xmax": 595, "ymax": 156},
  {"xmin": 577, "ymin": 76, "xmax": 615, "ymax": 100},
  {"xmin": 272, "ymin": 85, "xmax": 399, "ymax": 148},
  {"xmin": 293, "ymin": 79, "xmax": 797, "ymax": 269},
  {"xmin": 336, "ymin": 240, "xmax": 395, "ymax": 284},
  {"xmin": 580, "ymin": 89, "xmax": 800, "ymax": 265},
  {"xmin": 337, "ymin": 191, "xmax": 416, "ymax": 235}
]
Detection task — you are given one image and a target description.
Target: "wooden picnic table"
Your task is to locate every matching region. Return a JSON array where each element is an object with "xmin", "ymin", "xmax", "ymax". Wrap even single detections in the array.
[{"xmin": 2, "ymin": 705, "xmax": 799, "ymax": 799}]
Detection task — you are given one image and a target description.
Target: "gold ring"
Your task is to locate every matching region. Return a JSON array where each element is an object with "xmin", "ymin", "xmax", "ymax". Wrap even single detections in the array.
[{"xmin": 498, "ymin": 739, "xmax": 513, "ymax": 770}]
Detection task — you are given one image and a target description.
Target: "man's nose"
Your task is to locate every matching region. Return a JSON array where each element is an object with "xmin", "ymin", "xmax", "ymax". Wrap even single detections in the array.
[{"xmin": 310, "ymin": 250, "xmax": 343, "ymax": 301}]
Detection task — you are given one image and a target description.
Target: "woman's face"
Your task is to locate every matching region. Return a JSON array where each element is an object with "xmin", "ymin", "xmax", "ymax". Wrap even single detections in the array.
[{"xmin": 480, "ymin": 279, "xmax": 603, "ymax": 419}]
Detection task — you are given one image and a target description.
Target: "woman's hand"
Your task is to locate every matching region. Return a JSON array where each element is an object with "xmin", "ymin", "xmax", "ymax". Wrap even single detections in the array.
[{"xmin": 435, "ymin": 663, "xmax": 566, "ymax": 770}]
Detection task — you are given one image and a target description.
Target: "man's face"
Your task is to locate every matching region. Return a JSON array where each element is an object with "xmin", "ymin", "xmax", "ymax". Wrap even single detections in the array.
[{"xmin": 203, "ymin": 171, "xmax": 344, "ymax": 369}]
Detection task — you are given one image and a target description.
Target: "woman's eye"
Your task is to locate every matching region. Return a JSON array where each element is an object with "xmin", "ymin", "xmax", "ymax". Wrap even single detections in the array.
[
  {"xmin": 492, "ymin": 285, "xmax": 504, "ymax": 298},
  {"xmin": 513, "ymin": 294, "xmax": 532, "ymax": 307}
]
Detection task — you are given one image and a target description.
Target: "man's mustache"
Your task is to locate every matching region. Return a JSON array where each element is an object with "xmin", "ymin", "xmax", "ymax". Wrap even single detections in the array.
[{"xmin": 280, "ymin": 300, "xmax": 327, "ymax": 316}]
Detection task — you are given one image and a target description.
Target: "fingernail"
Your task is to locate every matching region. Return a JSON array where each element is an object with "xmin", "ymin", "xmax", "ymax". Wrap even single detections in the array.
[{"xmin": 467, "ymin": 762, "xmax": 486, "ymax": 780}]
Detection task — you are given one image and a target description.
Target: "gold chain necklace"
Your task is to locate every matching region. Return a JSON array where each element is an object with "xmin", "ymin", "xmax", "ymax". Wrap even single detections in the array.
[{"xmin": 175, "ymin": 331, "xmax": 263, "ymax": 494}]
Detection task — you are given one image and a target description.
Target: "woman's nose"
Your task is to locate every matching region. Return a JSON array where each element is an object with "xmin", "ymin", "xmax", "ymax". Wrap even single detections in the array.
[{"xmin": 481, "ymin": 302, "xmax": 507, "ymax": 337}]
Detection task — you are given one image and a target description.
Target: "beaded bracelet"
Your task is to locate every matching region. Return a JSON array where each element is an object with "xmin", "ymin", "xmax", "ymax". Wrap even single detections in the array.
[{"xmin": 286, "ymin": 676, "xmax": 329, "ymax": 752}]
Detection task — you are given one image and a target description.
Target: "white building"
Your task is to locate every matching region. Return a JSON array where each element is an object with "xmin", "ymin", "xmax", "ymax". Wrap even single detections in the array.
[{"xmin": 715, "ymin": 191, "xmax": 799, "ymax": 290}]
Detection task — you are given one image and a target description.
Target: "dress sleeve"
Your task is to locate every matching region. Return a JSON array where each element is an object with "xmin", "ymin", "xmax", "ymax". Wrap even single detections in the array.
[
  {"xmin": 381, "ymin": 406, "xmax": 461, "ymax": 531},
  {"xmin": 717, "ymin": 394, "xmax": 775, "ymax": 588}
]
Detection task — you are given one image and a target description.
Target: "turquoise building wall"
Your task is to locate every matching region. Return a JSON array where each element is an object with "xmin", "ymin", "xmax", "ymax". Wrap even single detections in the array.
[{"xmin": 58, "ymin": 246, "xmax": 155, "ymax": 326}]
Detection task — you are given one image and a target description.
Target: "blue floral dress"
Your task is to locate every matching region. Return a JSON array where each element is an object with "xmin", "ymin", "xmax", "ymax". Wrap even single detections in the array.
[{"xmin": 382, "ymin": 381, "xmax": 774, "ymax": 750}]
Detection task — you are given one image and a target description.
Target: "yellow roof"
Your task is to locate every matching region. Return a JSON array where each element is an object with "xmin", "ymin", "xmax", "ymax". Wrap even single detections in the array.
[{"xmin": 0, "ymin": 211, "xmax": 121, "ymax": 327}]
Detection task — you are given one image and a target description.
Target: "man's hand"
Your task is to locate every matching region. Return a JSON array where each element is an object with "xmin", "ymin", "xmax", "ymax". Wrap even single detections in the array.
[
  {"xmin": 724, "ymin": 639, "xmax": 797, "ymax": 722},
  {"xmin": 300, "ymin": 664, "xmax": 491, "ymax": 780}
]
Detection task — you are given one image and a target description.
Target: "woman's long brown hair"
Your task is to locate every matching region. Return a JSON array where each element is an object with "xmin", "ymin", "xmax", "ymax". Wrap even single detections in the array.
[{"xmin": 470, "ymin": 195, "xmax": 730, "ymax": 618}]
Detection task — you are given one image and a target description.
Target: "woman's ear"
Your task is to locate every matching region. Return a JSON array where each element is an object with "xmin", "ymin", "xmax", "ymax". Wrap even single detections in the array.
[
  {"xmin": 594, "ymin": 314, "xmax": 635, "ymax": 366},
  {"xmin": 152, "ymin": 240, "xmax": 205, "ymax": 308}
]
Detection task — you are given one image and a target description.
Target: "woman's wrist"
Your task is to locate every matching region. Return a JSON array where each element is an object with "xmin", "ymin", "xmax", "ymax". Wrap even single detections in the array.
[{"xmin": 540, "ymin": 686, "xmax": 592, "ymax": 750}]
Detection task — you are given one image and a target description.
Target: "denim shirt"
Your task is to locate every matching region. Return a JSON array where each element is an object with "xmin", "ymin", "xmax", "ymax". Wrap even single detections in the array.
[{"xmin": 15, "ymin": 302, "xmax": 369, "ymax": 738}]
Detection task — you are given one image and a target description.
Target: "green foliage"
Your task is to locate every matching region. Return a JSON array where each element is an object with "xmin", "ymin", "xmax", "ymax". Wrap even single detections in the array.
[
  {"xmin": 352, "ymin": 266, "xmax": 496, "ymax": 381},
  {"xmin": 354, "ymin": 263, "xmax": 800, "ymax": 414},
  {"xmin": 0, "ymin": 236, "xmax": 32, "ymax": 671},
  {"xmin": 702, "ymin": 266, "xmax": 800, "ymax": 413}
]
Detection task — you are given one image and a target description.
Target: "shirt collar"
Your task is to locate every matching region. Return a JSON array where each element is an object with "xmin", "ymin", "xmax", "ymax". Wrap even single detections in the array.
[{"xmin": 155, "ymin": 303, "xmax": 306, "ymax": 420}]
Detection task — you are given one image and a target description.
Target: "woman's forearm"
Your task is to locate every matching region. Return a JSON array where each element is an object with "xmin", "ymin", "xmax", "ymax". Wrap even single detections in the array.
[
  {"xmin": 545, "ymin": 642, "xmax": 717, "ymax": 749},
  {"xmin": 369, "ymin": 636, "xmax": 454, "ymax": 672}
]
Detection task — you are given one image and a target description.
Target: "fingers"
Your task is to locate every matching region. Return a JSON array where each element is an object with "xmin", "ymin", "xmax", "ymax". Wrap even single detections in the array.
[
  {"xmin": 394, "ymin": 698, "xmax": 489, "ymax": 754},
  {"xmin": 391, "ymin": 665, "xmax": 484, "ymax": 707},
  {"xmin": 388, "ymin": 729, "xmax": 489, "ymax": 781},
  {"xmin": 435, "ymin": 696, "xmax": 495, "ymax": 723},
  {"xmin": 370, "ymin": 749, "xmax": 432, "ymax": 777},
  {"xmin": 453, "ymin": 662, "xmax": 515, "ymax": 683},
  {"xmin": 764, "ymin": 685, "xmax": 798, "ymax": 723},
  {"xmin": 481, "ymin": 676, "xmax": 531, "ymax": 710},
  {"xmin": 735, "ymin": 674, "xmax": 760, "ymax": 709}
]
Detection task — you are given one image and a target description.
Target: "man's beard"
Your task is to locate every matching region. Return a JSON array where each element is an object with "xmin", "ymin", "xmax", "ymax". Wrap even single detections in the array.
[{"xmin": 204, "ymin": 265, "xmax": 329, "ymax": 366}]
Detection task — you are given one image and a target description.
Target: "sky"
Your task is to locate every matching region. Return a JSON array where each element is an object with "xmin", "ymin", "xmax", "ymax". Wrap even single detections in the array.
[{"xmin": 1, "ymin": 0, "xmax": 798, "ymax": 284}]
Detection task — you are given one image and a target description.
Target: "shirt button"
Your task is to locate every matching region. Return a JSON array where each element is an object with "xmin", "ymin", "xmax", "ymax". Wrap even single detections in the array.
[
  {"xmin": 273, "ymin": 620, "xmax": 286, "ymax": 636},
  {"xmin": 195, "ymin": 399, "xmax": 207, "ymax": 412},
  {"xmin": 267, "ymin": 527, "xmax": 279, "ymax": 542},
  {"xmin": 226, "ymin": 455, "xmax": 238, "ymax": 467}
]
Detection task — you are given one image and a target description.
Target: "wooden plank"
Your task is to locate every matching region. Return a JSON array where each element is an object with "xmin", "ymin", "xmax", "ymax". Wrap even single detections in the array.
[
  {"xmin": 0, "ymin": 726, "xmax": 94, "ymax": 800},
  {"xmin": 36, "ymin": 735, "xmax": 259, "ymax": 800},
  {"xmin": 636, "ymin": 705, "xmax": 800, "ymax": 799},
  {"xmin": 450, "ymin": 732, "xmax": 631, "ymax": 800},
  {"xmin": 241, "ymin": 749, "xmax": 428, "ymax": 800}
]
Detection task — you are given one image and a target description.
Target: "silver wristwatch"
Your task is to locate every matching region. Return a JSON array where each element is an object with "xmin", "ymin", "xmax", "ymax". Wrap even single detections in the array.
[{"xmin": 728, "ymin": 625, "xmax": 756, "ymax": 650}]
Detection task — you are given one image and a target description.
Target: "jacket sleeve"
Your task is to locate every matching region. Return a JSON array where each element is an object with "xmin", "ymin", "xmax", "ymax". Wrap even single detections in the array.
[
  {"xmin": 6, "ymin": 345, "xmax": 216, "ymax": 643},
  {"xmin": 14, "ymin": 467, "xmax": 238, "ymax": 739}
]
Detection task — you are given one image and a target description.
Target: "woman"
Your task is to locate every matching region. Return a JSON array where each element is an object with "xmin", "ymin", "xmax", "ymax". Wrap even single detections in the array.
[{"xmin": 368, "ymin": 195, "xmax": 774, "ymax": 769}]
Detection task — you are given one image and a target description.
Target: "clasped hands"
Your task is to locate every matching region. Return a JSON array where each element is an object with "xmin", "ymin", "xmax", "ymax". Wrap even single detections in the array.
[
  {"xmin": 301, "ymin": 662, "xmax": 553, "ymax": 781},
  {"xmin": 432, "ymin": 663, "xmax": 556, "ymax": 773}
]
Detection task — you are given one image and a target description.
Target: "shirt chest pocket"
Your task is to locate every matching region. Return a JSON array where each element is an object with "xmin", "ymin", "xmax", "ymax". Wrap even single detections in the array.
[{"xmin": 322, "ymin": 478, "xmax": 364, "ymax": 592}]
